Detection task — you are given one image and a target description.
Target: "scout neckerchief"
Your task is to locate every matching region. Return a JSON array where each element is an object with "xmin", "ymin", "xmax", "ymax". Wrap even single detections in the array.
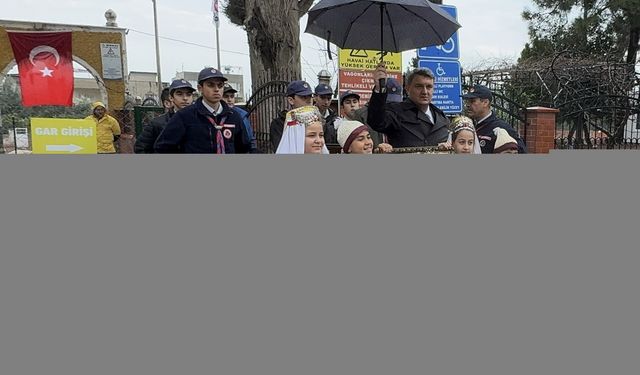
[{"xmin": 206, "ymin": 114, "xmax": 229, "ymax": 154}]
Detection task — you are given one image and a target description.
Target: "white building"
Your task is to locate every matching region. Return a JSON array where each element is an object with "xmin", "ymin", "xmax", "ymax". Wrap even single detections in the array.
[{"xmin": 127, "ymin": 71, "xmax": 166, "ymax": 103}]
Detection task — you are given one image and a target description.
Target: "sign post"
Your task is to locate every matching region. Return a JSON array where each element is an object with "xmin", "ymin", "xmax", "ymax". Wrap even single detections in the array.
[
  {"xmin": 30, "ymin": 118, "xmax": 97, "ymax": 154},
  {"xmin": 418, "ymin": 60, "xmax": 462, "ymax": 113},
  {"xmin": 417, "ymin": 5, "xmax": 460, "ymax": 61},
  {"xmin": 416, "ymin": 4, "xmax": 462, "ymax": 114},
  {"xmin": 100, "ymin": 43, "xmax": 123, "ymax": 80},
  {"xmin": 338, "ymin": 49, "xmax": 402, "ymax": 105}
]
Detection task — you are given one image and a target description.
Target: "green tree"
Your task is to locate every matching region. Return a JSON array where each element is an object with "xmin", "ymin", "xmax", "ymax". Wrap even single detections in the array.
[
  {"xmin": 0, "ymin": 79, "xmax": 92, "ymax": 130},
  {"xmin": 521, "ymin": 0, "xmax": 639, "ymax": 64}
]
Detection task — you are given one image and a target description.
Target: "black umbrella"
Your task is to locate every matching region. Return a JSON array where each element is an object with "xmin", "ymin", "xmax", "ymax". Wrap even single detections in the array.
[{"xmin": 305, "ymin": 0, "xmax": 461, "ymax": 55}]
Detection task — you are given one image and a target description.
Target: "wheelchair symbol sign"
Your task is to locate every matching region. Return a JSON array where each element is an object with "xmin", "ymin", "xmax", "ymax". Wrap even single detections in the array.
[
  {"xmin": 435, "ymin": 38, "xmax": 455, "ymax": 55},
  {"xmin": 418, "ymin": 60, "xmax": 462, "ymax": 114},
  {"xmin": 417, "ymin": 5, "xmax": 459, "ymax": 60}
]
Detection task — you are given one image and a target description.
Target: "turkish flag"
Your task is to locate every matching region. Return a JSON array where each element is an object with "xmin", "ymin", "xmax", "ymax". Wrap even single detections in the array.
[{"xmin": 7, "ymin": 31, "xmax": 74, "ymax": 107}]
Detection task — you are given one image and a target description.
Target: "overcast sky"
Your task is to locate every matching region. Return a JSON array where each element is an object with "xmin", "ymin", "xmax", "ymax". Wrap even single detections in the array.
[{"xmin": 2, "ymin": 0, "xmax": 534, "ymax": 96}]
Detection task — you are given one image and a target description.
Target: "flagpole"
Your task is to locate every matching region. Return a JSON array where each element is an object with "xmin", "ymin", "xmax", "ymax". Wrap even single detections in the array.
[
  {"xmin": 215, "ymin": 24, "xmax": 221, "ymax": 70},
  {"xmin": 213, "ymin": 0, "xmax": 221, "ymax": 70},
  {"xmin": 152, "ymin": 0, "xmax": 163, "ymax": 100}
]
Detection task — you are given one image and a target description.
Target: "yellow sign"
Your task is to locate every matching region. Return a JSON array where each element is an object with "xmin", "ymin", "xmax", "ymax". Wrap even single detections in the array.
[
  {"xmin": 338, "ymin": 49, "xmax": 403, "ymax": 72},
  {"xmin": 30, "ymin": 118, "xmax": 97, "ymax": 154}
]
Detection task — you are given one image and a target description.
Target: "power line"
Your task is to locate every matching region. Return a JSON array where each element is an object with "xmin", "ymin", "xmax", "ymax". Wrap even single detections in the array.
[{"xmin": 127, "ymin": 28, "xmax": 249, "ymax": 56}]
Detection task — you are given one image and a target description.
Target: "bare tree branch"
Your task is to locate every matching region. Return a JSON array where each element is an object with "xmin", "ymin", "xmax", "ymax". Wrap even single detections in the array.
[{"xmin": 298, "ymin": 0, "xmax": 315, "ymax": 17}]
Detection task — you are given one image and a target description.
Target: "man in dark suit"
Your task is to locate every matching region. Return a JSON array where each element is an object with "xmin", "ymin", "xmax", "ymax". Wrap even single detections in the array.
[{"xmin": 367, "ymin": 64, "xmax": 450, "ymax": 148}]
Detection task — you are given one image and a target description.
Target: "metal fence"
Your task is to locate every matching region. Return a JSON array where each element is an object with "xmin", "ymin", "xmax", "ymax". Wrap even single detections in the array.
[
  {"xmin": 244, "ymin": 80, "xmax": 289, "ymax": 153},
  {"xmin": 554, "ymin": 93, "xmax": 640, "ymax": 149},
  {"xmin": 0, "ymin": 117, "xmax": 31, "ymax": 154},
  {"xmin": 461, "ymin": 60, "xmax": 640, "ymax": 150},
  {"xmin": 0, "ymin": 109, "xmax": 144, "ymax": 154}
]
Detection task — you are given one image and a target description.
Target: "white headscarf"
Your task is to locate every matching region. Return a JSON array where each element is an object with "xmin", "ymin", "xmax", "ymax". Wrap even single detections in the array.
[{"xmin": 276, "ymin": 106, "xmax": 330, "ymax": 154}]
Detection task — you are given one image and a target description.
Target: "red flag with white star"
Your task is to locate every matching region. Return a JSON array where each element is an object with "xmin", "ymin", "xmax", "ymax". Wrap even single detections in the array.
[{"xmin": 7, "ymin": 31, "xmax": 74, "ymax": 107}]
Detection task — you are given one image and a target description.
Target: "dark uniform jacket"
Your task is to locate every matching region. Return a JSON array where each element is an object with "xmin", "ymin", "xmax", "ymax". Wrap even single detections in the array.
[
  {"xmin": 269, "ymin": 110, "xmax": 287, "ymax": 152},
  {"xmin": 154, "ymin": 97, "xmax": 251, "ymax": 154},
  {"xmin": 321, "ymin": 108, "xmax": 339, "ymax": 146},
  {"xmin": 475, "ymin": 112, "xmax": 527, "ymax": 154},
  {"xmin": 134, "ymin": 111, "xmax": 173, "ymax": 154},
  {"xmin": 367, "ymin": 91, "xmax": 450, "ymax": 147}
]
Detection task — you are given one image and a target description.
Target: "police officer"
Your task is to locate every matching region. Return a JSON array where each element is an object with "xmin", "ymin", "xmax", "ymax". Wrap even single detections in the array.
[
  {"xmin": 462, "ymin": 84, "xmax": 527, "ymax": 154},
  {"xmin": 154, "ymin": 68, "xmax": 251, "ymax": 153},
  {"xmin": 269, "ymin": 80, "xmax": 313, "ymax": 151},
  {"xmin": 135, "ymin": 79, "xmax": 195, "ymax": 153}
]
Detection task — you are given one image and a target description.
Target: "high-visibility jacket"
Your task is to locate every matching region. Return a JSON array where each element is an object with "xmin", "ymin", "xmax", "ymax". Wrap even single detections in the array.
[{"xmin": 85, "ymin": 114, "xmax": 121, "ymax": 153}]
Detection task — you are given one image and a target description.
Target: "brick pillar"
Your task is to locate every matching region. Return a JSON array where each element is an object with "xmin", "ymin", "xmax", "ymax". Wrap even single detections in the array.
[{"xmin": 526, "ymin": 107, "xmax": 559, "ymax": 154}]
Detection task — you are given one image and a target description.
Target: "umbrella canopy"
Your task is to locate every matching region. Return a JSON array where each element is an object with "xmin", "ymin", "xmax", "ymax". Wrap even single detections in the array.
[{"xmin": 305, "ymin": 0, "xmax": 461, "ymax": 53}]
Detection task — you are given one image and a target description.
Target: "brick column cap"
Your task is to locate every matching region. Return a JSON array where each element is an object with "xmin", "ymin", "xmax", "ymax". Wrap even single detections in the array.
[{"xmin": 526, "ymin": 107, "xmax": 560, "ymax": 113}]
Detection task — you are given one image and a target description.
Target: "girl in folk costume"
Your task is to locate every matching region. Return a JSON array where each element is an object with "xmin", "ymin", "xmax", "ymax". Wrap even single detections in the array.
[
  {"xmin": 449, "ymin": 116, "xmax": 481, "ymax": 154},
  {"xmin": 276, "ymin": 106, "xmax": 330, "ymax": 154},
  {"xmin": 336, "ymin": 120, "xmax": 394, "ymax": 154}
]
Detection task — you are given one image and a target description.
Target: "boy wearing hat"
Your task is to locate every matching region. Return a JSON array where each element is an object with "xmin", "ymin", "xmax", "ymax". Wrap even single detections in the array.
[
  {"xmin": 340, "ymin": 90, "xmax": 361, "ymax": 121},
  {"xmin": 154, "ymin": 68, "xmax": 251, "ymax": 153},
  {"xmin": 86, "ymin": 101, "xmax": 121, "ymax": 154},
  {"xmin": 462, "ymin": 84, "xmax": 526, "ymax": 154},
  {"xmin": 135, "ymin": 79, "xmax": 195, "ymax": 153},
  {"xmin": 269, "ymin": 80, "xmax": 314, "ymax": 152},
  {"xmin": 222, "ymin": 84, "xmax": 258, "ymax": 153},
  {"xmin": 314, "ymin": 83, "xmax": 338, "ymax": 145}
]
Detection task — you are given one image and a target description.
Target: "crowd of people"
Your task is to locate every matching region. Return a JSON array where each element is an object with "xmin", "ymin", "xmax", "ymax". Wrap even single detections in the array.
[{"xmin": 89, "ymin": 64, "xmax": 526, "ymax": 155}]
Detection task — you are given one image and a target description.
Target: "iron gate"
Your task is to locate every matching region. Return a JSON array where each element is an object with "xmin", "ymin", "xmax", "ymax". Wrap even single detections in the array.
[{"xmin": 244, "ymin": 81, "xmax": 289, "ymax": 154}]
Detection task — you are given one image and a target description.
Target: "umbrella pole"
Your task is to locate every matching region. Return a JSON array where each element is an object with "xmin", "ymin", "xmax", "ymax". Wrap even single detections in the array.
[{"xmin": 379, "ymin": 3, "xmax": 386, "ymax": 90}]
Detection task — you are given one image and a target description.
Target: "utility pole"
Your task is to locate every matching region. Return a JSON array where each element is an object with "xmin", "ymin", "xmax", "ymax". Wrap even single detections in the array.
[
  {"xmin": 213, "ymin": 0, "xmax": 221, "ymax": 70},
  {"xmin": 152, "ymin": 0, "xmax": 163, "ymax": 99}
]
